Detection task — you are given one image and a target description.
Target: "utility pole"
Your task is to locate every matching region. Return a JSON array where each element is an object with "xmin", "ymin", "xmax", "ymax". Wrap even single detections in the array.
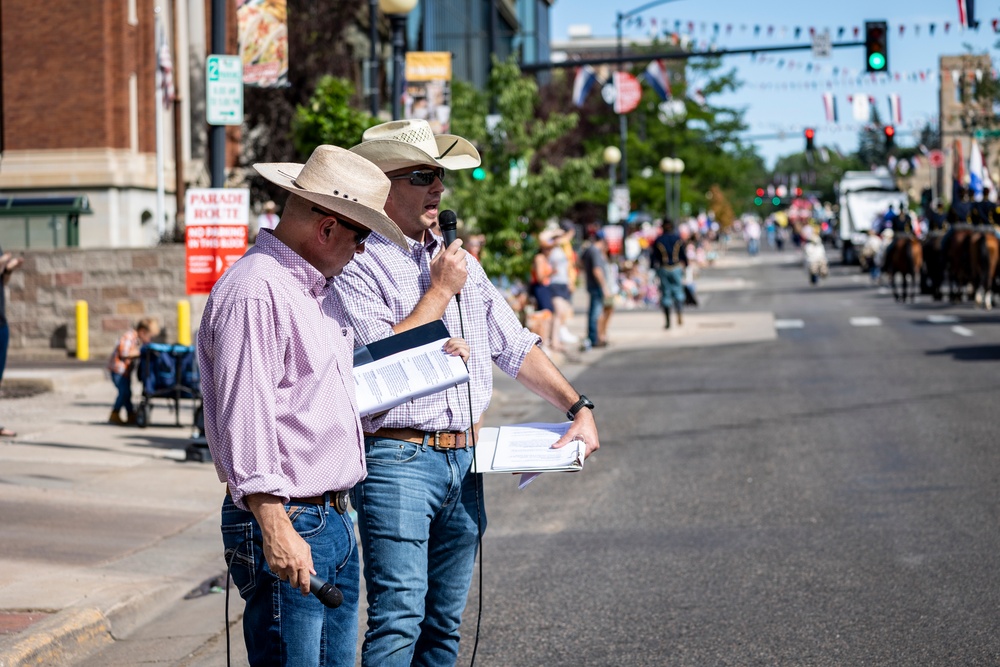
[{"xmin": 209, "ymin": 0, "xmax": 225, "ymax": 188}]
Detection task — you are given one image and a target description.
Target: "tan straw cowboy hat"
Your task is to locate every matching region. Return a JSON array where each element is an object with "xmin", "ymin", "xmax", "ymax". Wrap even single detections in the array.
[
  {"xmin": 349, "ymin": 119, "xmax": 481, "ymax": 172},
  {"xmin": 254, "ymin": 145, "xmax": 407, "ymax": 249}
]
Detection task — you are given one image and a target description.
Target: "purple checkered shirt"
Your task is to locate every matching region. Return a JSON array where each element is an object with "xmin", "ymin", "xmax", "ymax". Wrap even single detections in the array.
[
  {"xmin": 332, "ymin": 231, "xmax": 540, "ymax": 433},
  {"xmin": 198, "ymin": 231, "xmax": 365, "ymax": 510}
]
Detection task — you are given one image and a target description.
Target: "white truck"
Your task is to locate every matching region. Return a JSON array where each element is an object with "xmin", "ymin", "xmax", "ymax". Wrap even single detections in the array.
[{"xmin": 836, "ymin": 168, "xmax": 907, "ymax": 264}]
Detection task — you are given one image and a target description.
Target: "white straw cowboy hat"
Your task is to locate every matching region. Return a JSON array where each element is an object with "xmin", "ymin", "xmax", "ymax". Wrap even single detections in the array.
[
  {"xmin": 349, "ymin": 119, "xmax": 481, "ymax": 173},
  {"xmin": 254, "ymin": 145, "xmax": 407, "ymax": 249}
]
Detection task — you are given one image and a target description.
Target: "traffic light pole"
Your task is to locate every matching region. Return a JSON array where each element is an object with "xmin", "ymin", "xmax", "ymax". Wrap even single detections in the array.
[{"xmin": 519, "ymin": 40, "xmax": 866, "ymax": 72}]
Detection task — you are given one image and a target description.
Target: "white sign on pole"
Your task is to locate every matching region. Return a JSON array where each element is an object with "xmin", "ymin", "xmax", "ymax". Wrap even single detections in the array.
[
  {"xmin": 811, "ymin": 30, "xmax": 832, "ymax": 59},
  {"xmin": 207, "ymin": 55, "xmax": 244, "ymax": 126}
]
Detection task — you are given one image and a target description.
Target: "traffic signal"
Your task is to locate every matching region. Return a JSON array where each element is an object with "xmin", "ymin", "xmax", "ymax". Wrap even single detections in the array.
[
  {"xmin": 472, "ymin": 167, "xmax": 486, "ymax": 181},
  {"xmin": 804, "ymin": 127, "xmax": 815, "ymax": 152},
  {"xmin": 884, "ymin": 124, "xmax": 895, "ymax": 149},
  {"xmin": 865, "ymin": 21, "xmax": 888, "ymax": 73}
]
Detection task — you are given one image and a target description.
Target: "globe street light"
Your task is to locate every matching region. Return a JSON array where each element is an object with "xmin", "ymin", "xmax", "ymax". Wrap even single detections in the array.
[
  {"xmin": 603, "ymin": 146, "xmax": 622, "ymax": 224},
  {"xmin": 659, "ymin": 157, "xmax": 676, "ymax": 222},
  {"xmin": 379, "ymin": 0, "xmax": 417, "ymax": 120}
]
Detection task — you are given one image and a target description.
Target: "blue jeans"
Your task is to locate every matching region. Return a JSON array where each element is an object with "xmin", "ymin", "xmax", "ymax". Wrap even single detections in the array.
[
  {"xmin": 655, "ymin": 267, "xmax": 685, "ymax": 311},
  {"xmin": 587, "ymin": 287, "xmax": 603, "ymax": 346},
  {"xmin": 111, "ymin": 372, "xmax": 133, "ymax": 416},
  {"xmin": 352, "ymin": 435, "xmax": 485, "ymax": 667},
  {"xmin": 221, "ymin": 495, "xmax": 360, "ymax": 667},
  {"xmin": 0, "ymin": 323, "xmax": 8, "ymax": 383}
]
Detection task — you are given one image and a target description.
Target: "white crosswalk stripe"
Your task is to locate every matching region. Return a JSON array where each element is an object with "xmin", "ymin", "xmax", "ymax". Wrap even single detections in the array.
[
  {"xmin": 850, "ymin": 317, "xmax": 883, "ymax": 327},
  {"xmin": 951, "ymin": 326, "xmax": 974, "ymax": 337},
  {"xmin": 774, "ymin": 319, "xmax": 805, "ymax": 329}
]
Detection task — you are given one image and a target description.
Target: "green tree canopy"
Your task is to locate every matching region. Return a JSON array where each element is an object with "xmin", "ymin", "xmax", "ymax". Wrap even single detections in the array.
[{"xmin": 446, "ymin": 58, "xmax": 605, "ymax": 279}]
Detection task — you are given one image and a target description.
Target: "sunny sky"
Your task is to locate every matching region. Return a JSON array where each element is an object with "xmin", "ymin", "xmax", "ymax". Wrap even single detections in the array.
[{"xmin": 549, "ymin": 0, "xmax": 999, "ymax": 166}]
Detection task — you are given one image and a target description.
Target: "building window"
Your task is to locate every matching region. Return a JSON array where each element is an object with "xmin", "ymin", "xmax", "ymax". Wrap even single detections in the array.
[{"xmin": 130, "ymin": 73, "xmax": 139, "ymax": 152}]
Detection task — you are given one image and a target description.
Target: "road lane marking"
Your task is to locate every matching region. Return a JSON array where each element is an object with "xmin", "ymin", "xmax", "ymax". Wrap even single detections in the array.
[
  {"xmin": 850, "ymin": 317, "xmax": 883, "ymax": 327},
  {"xmin": 927, "ymin": 315, "xmax": 960, "ymax": 324},
  {"xmin": 774, "ymin": 319, "xmax": 805, "ymax": 329},
  {"xmin": 951, "ymin": 326, "xmax": 974, "ymax": 337}
]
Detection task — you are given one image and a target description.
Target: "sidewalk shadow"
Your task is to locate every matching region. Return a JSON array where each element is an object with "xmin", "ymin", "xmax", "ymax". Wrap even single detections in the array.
[{"xmin": 926, "ymin": 345, "xmax": 1000, "ymax": 362}]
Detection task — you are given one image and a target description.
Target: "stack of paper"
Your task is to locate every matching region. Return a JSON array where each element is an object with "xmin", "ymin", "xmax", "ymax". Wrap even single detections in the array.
[{"xmin": 473, "ymin": 422, "xmax": 585, "ymax": 474}]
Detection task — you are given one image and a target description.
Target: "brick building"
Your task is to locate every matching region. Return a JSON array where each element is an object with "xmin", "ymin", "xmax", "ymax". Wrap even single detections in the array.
[{"xmin": 0, "ymin": 0, "xmax": 236, "ymax": 250}]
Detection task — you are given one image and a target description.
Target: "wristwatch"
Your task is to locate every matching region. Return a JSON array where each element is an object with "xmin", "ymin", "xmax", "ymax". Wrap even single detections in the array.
[{"xmin": 566, "ymin": 395, "xmax": 595, "ymax": 421}]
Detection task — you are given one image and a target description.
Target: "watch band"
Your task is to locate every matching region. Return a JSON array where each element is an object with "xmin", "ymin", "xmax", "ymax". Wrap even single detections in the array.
[{"xmin": 566, "ymin": 395, "xmax": 595, "ymax": 421}]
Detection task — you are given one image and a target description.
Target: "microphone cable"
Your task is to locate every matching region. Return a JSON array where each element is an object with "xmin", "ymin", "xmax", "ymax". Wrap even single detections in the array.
[{"xmin": 452, "ymin": 283, "xmax": 485, "ymax": 667}]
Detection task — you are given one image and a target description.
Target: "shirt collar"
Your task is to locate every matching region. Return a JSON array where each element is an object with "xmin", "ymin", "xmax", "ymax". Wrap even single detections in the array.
[{"xmin": 255, "ymin": 229, "xmax": 329, "ymax": 295}]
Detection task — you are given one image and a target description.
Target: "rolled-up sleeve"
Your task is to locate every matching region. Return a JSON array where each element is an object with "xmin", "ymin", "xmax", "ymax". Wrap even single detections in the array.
[{"xmin": 472, "ymin": 261, "xmax": 539, "ymax": 378}]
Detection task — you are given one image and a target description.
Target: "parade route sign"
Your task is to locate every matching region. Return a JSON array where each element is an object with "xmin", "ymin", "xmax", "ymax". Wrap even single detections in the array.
[
  {"xmin": 207, "ymin": 55, "xmax": 243, "ymax": 125},
  {"xmin": 185, "ymin": 188, "xmax": 249, "ymax": 294}
]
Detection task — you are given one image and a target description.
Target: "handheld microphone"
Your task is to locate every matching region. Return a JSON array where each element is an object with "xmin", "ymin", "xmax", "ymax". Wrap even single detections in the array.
[
  {"xmin": 309, "ymin": 574, "xmax": 344, "ymax": 609},
  {"xmin": 439, "ymin": 209, "xmax": 458, "ymax": 247},
  {"xmin": 438, "ymin": 209, "xmax": 461, "ymax": 303}
]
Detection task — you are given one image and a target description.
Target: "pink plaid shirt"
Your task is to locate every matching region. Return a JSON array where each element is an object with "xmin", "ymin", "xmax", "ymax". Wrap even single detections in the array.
[
  {"xmin": 198, "ymin": 231, "xmax": 365, "ymax": 510},
  {"xmin": 332, "ymin": 231, "xmax": 539, "ymax": 433}
]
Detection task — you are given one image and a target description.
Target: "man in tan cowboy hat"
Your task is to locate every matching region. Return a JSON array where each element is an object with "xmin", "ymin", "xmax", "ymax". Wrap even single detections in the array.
[
  {"xmin": 334, "ymin": 119, "xmax": 602, "ymax": 666},
  {"xmin": 198, "ymin": 145, "xmax": 407, "ymax": 667}
]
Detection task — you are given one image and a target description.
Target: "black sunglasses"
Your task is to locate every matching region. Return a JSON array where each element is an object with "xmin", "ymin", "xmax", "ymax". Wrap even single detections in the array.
[
  {"xmin": 312, "ymin": 207, "xmax": 371, "ymax": 245},
  {"xmin": 388, "ymin": 168, "xmax": 446, "ymax": 187}
]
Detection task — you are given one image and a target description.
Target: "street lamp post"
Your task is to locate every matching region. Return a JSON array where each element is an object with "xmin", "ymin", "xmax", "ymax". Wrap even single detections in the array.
[
  {"xmin": 603, "ymin": 146, "xmax": 622, "ymax": 223},
  {"xmin": 379, "ymin": 0, "xmax": 417, "ymax": 120},
  {"xmin": 674, "ymin": 158, "xmax": 685, "ymax": 220},
  {"xmin": 659, "ymin": 157, "xmax": 675, "ymax": 221},
  {"xmin": 368, "ymin": 0, "xmax": 379, "ymax": 117}
]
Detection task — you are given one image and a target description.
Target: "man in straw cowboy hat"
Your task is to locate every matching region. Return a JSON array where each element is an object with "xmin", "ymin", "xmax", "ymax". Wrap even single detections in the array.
[
  {"xmin": 332, "ymin": 119, "xmax": 602, "ymax": 666},
  {"xmin": 199, "ymin": 145, "xmax": 467, "ymax": 666}
]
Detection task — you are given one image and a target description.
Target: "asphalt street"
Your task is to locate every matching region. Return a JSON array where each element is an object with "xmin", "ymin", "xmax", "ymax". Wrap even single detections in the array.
[
  {"xmin": 6, "ymin": 244, "xmax": 1000, "ymax": 666},
  {"xmin": 461, "ymin": 252, "xmax": 1000, "ymax": 666}
]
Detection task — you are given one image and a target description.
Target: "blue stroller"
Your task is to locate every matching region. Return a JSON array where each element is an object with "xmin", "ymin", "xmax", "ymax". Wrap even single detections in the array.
[{"xmin": 135, "ymin": 343, "xmax": 203, "ymax": 430}]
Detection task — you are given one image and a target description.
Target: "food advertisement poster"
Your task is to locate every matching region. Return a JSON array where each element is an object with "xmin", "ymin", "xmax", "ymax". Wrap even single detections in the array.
[
  {"xmin": 405, "ymin": 52, "xmax": 452, "ymax": 133},
  {"xmin": 238, "ymin": 0, "xmax": 288, "ymax": 87}
]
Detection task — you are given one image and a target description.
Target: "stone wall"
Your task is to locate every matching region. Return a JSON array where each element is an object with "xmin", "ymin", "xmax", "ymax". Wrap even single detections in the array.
[{"xmin": 6, "ymin": 246, "xmax": 208, "ymax": 357}]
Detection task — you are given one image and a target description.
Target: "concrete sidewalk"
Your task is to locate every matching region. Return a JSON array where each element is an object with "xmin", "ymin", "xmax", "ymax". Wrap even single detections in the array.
[{"xmin": 0, "ymin": 263, "xmax": 775, "ymax": 666}]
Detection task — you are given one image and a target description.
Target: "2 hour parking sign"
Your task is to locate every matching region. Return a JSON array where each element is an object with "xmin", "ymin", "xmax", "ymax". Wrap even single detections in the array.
[{"xmin": 206, "ymin": 55, "xmax": 243, "ymax": 126}]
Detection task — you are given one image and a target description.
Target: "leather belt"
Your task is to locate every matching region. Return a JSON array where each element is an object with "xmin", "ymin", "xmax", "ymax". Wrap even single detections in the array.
[
  {"xmin": 366, "ymin": 427, "xmax": 469, "ymax": 450},
  {"xmin": 226, "ymin": 486, "xmax": 350, "ymax": 515}
]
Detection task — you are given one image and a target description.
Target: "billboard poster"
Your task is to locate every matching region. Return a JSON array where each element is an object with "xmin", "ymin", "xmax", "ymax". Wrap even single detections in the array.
[
  {"xmin": 405, "ymin": 52, "xmax": 452, "ymax": 133},
  {"xmin": 237, "ymin": 0, "xmax": 288, "ymax": 87},
  {"xmin": 185, "ymin": 189, "xmax": 249, "ymax": 295}
]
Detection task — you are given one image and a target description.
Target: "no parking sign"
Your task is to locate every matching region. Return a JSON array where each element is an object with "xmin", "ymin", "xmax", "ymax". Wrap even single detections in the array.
[{"xmin": 185, "ymin": 188, "xmax": 249, "ymax": 294}]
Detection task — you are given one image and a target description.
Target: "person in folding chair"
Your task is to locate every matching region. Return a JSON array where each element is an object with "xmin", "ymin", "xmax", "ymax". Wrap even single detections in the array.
[{"xmin": 333, "ymin": 119, "xmax": 602, "ymax": 667}]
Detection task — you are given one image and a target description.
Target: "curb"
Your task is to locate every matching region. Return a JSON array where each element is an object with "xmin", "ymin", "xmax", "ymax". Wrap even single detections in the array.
[
  {"xmin": 0, "ymin": 608, "xmax": 113, "ymax": 667},
  {"xmin": 0, "ymin": 513, "xmax": 225, "ymax": 667}
]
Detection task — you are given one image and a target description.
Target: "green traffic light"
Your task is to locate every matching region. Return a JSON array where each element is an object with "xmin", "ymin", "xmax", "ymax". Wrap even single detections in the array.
[
  {"xmin": 754, "ymin": 197, "xmax": 763, "ymax": 206},
  {"xmin": 771, "ymin": 196, "xmax": 781, "ymax": 206},
  {"xmin": 472, "ymin": 167, "xmax": 486, "ymax": 181},
  {"xmin": 868, "ymin": 52, "xmax": 886, "ymax": 71}
]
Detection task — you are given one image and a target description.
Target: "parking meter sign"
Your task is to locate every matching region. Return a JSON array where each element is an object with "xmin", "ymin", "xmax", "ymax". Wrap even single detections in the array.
[{"xmin": 206, "ymin": 55, "xmax": 243, "ymax": 126}]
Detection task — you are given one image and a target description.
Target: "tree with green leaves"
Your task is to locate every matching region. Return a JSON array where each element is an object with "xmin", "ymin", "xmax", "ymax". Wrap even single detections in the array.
[
  {"xmin": 292, "ymin": 76, "xmax": 376, "ymax": 158},
  {"xmin": 536, "ymin": 50, "xmax": 768, "ymax": 227},
  {"xmin": 446, "ymin": 58, "xmax": 605, "ymax": 279}
]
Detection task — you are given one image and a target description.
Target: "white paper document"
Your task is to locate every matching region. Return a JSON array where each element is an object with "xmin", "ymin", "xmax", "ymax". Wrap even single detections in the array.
[
  {"xmin": 354, "ymin": 338, "xmax": 469, "ymax": 417},
  {"xmin": 474, "ymin": 422, "xmax": 586, "ymax": 479}
]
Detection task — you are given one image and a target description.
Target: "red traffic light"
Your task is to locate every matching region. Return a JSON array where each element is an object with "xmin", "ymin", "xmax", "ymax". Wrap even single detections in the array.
[
  {"xmin": 804, "ymin": 128, "xmax": 815, "ymax": 140},
  {"xmin": 756, "ymin": 188, "xmax": 765, "ymax": 197},
  {"xmin": 884, "ymin": 125, "xmax": 895, "ymax": 137}
]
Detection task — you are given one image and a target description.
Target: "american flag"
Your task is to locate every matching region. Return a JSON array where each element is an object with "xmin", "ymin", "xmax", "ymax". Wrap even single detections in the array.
[{"xmin": 158, "ymin": 37, "xmax": 175, "ymax": 109}]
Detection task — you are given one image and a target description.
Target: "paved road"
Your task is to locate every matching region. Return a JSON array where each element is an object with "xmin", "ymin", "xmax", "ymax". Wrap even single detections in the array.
[{"xmin": 15, "ymin": 246, "xmax": 1000, "ymax": 666}]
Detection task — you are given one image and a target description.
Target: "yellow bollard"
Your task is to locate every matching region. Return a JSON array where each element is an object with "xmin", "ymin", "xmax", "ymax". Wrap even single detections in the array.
[
  {"xmin": 75, "ymin": 300, "xmax": 89, "ymax": 361},
  {"xmin": 177, "ymin": 300, "xmax": 191, "ymax": 346}
]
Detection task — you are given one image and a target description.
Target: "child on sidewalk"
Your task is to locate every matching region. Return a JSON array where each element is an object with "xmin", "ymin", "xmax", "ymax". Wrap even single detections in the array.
[{"xmin": 107, "ymin": 318, "xmax": 160, "ymax": 425}]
